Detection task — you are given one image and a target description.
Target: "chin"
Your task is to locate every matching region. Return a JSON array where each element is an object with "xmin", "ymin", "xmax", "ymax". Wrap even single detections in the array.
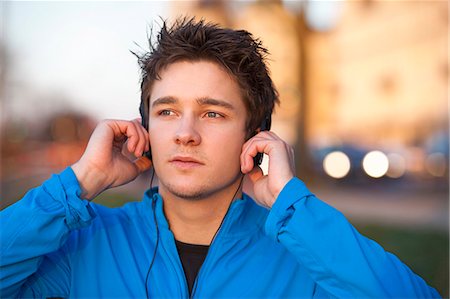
[
  {"xmin": 164, "ymin": 182, "xmax": 212, "ymax": 200},
  {"xmin": 157, "ymin": 166, "xmax": 243, "ymax": 200}
]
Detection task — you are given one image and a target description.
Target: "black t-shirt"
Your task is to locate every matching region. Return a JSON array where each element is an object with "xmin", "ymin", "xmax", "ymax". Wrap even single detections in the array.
[{"xmin": 175, "ymin": 239, "xmax": 209, "ymax": 295}]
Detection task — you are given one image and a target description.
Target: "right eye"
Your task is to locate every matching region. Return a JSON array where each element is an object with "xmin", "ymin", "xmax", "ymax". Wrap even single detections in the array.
[{"xmin": 159, "ymin": 110, "xmax": 175, "ymax": 116}]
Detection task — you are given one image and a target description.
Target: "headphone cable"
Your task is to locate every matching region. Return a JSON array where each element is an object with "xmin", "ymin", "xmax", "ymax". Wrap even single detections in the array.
[{"xmin": 145, "ymin": 169, "xmax": 158, "ymax": 299}]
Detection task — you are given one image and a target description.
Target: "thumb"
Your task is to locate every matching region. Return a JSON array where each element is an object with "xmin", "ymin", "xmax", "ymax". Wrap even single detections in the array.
[
  {"xmin": 134, "ymin": 156, "xmax": 152, "ymax": 173},
  {"xmin": 247, "ymin": 165, "xmax": 264, "ymax": 184}
]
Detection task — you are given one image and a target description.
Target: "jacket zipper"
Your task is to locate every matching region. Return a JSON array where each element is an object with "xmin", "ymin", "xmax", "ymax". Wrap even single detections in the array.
[
  {"xmin": 159, "ymin": 233, "xmax": 190, "ymax": 298},
  {"xmin": 189, "ymin": 202, "xmax": 237, "ymax": 299}
]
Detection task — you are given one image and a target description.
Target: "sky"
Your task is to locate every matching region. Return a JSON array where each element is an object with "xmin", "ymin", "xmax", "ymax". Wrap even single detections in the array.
[
  {"xmin": 3, "ymin": 1, "xmax": 170, "ymax": 122},
  {"xmin": 1, "ymin": 0, "xmax": 340, "ymax": 124}
]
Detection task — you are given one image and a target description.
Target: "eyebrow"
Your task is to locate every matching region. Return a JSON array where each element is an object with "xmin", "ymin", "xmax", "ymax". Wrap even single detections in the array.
[
  {"xmin": 197, "ymin": 97, "xmax": 235, "ymax": 110},
  {"xmin": 151, "ymin": 96, "xmax": 235, "ymax": 111},
  {"xmin": 151, "ymin": 96, "xmax": 177, "ymax": 109}
]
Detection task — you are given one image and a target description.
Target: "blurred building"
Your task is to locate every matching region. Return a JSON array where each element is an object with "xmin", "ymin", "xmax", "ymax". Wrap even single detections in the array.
[
  {"xmin": 1, "ymin": 112, "xmax": 96, "ymax": 207},
  {"xmin": 305, "ymin": 1, "xmax": 447, "ymax": 149},
  {"xmin": 169, "ymin": 0, "xmax": 448, "ymax": 182}
]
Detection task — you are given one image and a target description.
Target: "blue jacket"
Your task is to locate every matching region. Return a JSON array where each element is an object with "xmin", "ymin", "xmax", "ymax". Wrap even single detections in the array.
[{"xmin": 0, "ymin": 167, "xmax": 440, "ymax": 298}]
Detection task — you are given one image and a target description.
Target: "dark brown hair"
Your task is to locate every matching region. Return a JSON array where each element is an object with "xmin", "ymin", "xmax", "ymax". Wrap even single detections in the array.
[{"xmin": 136, "ymin": 17, "xmax": 279, "ymax": 137}]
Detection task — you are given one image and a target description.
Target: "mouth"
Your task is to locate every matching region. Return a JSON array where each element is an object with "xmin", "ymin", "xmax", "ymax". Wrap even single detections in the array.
[{"xmin": 169, "ymin": 156, "xmax": 204, "ymax": 169}]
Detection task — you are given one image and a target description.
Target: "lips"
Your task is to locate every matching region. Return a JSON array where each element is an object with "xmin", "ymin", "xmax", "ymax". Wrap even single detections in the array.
[
  {"xmin": 170, "ymin": 155, "xmax": 203, "ymax": 163},
  {"xmin": 169, "ymin": 155, "xmax": 204, "ymax": 169}
]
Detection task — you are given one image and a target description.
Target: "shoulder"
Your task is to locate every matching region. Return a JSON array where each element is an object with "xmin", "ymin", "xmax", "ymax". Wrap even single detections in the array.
[
  {"xmin": 63, "ymin": 200, "xmax": 148, "ymax": 250},
  {"xmin": 89, "ymin": 199, "xmax": 148, "ymax": 227}
]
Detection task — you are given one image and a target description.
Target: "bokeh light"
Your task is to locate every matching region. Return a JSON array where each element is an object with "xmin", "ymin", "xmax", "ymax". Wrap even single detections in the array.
[
  {"xmin": 425, "ymin": 153, "xmax": 447, "ymax": 177},
  {"xmin": 363, "ymin": 151, "xmax": 389, "ymax": 178},
  {"xmin": 323, "ymin": 151, "xmax": 351, "ymax": 179},
  {"xmin": 386, "ymin": 153, "xmax": 406, "ymax": 178}
]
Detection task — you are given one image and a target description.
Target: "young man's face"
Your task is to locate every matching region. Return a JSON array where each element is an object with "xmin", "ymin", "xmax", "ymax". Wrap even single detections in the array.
[{"xmin": 148, "ymin": 60, "xmax": 248, "ymax": 200}]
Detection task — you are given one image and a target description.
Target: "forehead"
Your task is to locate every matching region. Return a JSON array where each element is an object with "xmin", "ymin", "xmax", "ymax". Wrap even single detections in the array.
[{"xmin": 149, "ymin": 60, "xmax": 246, "ymax": 110}]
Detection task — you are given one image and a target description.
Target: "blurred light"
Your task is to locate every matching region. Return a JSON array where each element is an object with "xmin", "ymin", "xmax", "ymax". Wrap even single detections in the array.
[
  {"xmin": 425, "ymin": 153, "xmax": 447, "ymax": 177},
  {"xmin": 305, "ymin": 0, "xmax": 342, "ymax": 32},
  {"xmin": 405, "ymin": 146, "xmax": 426, "ymax": 174},
  {"xmin": 386, "ymin": 153, "xmax": 406, "ymax": 178},
  {"xmin": 323, "ymin": 151, "xmax": 351, "ymax": 179},
  {"xmin": 363, "ymin": 151, "xmax": 389, "ymax": 178}
]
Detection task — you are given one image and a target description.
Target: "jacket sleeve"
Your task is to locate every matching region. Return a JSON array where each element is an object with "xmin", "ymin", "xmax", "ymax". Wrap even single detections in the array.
[
  {"xmin": 264, "ymin": 177, "xmax": 441, "ymax": 298},
  {"xmin": 0, "ymin": 167, "xmax": 96, "ymax": 298}
]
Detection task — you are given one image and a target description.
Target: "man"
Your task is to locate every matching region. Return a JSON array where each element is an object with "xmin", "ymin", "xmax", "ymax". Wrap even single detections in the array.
[{"xmin": 0, "ymin": 18, "xmax": 440, "ymax": 298}]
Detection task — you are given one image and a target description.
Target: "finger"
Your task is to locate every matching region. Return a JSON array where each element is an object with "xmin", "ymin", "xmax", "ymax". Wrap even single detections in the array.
[
  {"xmin": 241, "ymin": 132, "xmax": 277, "ymax": 152},
  {"xmin": 247, "ymin": 165, "xmax": 264, "ymax": 184},
  {"xmin": 117, "ymin": 121, "xmax": 143, "ymax": 156},
  {"xmin": 131, "ymin": 119, "xmax": 146, "ymax": 157},
  {"xmin": 107, "ymin": 120, "xmax": 140, "ymax": 153},
  {"xmin": 240, "ymin": 142, "xmax": 255, "ymax": 173},
  {"xmin": 241, "ymin": 139, "xmax": 275, "ymax": 173},
  {"xmin": 241, "ymin": 138, "xmax": 261, "ymax": 172},
  {"xmin": 134, "ymin": 156, "xmax": 153, "ymax": 173},
  {"xmin": 132, "ymin": 117, "xmax": 151, "ymax": 153},
  {"xmin": 141, "ymin": 123, "xmax": 151, "ymax": 153},
  {"xmin": 241, "ymin": 132, "xmax": 280, "ymax": 162},
  {"xmin": 241, "ymin": 138, "xmax": 264, "ymax": 173}
]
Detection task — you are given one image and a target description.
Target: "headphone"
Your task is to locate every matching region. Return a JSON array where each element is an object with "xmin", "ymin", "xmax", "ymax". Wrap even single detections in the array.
[
  {"xmin": 253, "ymin": 115, "xmax": 271, "ymax": 166},
  {"xmin": 139, "ymin": 101, "xmax": 271, "ymax": 166},
  {"xmin": 139, "ymin": 100, "xmax": 152, "ymax": 160}
]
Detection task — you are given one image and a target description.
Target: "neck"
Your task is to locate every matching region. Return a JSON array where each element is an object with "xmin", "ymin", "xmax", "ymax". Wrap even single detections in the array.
[{"xmin": 159, "ymin": 176, "xmax": 243, "ymax": 246}]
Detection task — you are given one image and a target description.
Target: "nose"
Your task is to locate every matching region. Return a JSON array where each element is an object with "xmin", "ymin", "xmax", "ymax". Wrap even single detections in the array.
[{"xmin": 174, "ymin": 115, "xmax": 201, "ymax": 146}]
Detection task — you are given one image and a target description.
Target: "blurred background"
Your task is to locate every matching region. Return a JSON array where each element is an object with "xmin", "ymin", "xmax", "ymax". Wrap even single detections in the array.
[{"xmin": 0, "ymin": 0, "xmax": 448, "ymax": 295}]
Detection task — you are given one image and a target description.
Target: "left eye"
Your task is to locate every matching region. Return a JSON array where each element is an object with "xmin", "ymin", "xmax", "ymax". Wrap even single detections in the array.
[
  {"xmin": 159, "ymin": 110, "xmax": 174, "ymax": 116},
  {"xmin": 205, "ymin": 112, "xmax": 222, "ymax": 118}
]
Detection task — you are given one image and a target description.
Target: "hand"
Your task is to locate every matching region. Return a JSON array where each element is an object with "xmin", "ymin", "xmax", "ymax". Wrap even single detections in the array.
[
  {"xmin": 240, "ymin": 131, "xmax": 295, "ymax": 208},
  {"xmin": 71, "ymin": 119, "xmax": 152, "ymax": 200}
]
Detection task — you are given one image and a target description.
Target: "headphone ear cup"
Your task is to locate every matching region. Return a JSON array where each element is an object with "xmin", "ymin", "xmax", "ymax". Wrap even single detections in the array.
[
  {"xmin": 253, "ymin": 116, "xmax": 271, "ymax": 166},
  {"xmin": 253, "ymin": 153, "xmax": 263, "ymax": 166},
  {"xmin": 140, "ymin": 102, "xmax": 152, "ymax": 160},
  {"xmin": 139, "ymin": 101, "xmax": 148, "ymax": 130}
]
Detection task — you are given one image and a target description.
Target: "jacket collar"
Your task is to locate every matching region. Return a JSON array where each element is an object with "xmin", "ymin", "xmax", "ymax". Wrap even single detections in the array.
[{"xmin": 142, "ymin": 188, "xmax": 268, "ymax": 239}]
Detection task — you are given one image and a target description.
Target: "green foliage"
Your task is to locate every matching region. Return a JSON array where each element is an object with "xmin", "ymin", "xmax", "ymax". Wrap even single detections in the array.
[
  {"xmin": 94, "ymin": 192, "xmax": 139, "ymax": 208},
  {"xmin": 356, "ymin": 223, "xmax": 449, "ymax": 297}
]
